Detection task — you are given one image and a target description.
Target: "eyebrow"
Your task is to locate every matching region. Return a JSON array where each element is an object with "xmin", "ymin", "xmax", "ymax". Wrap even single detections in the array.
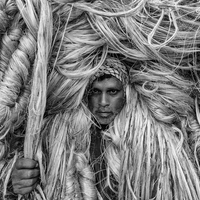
[{"xmin": 91, "ymin": 86, "xmax": 123, "ymax": 91}]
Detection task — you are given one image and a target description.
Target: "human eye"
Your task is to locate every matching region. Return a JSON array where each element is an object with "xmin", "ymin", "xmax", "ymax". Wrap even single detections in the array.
[
  {"xmin": 90, "ymin": 88, "xmax": 101, "ymax": 95},
  {"xmin": 108, "ymin": 89, "xmax": 119, "ymax": 95}
]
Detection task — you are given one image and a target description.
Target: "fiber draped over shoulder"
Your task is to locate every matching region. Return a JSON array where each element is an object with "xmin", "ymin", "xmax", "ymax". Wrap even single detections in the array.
[{"xmin": 0, "ymin": 0, "xmax": 200, "ymax": 200}]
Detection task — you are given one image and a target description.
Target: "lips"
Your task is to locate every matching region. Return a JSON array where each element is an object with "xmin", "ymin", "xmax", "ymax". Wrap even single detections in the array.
[{"xmin": 97, "ymin": 112, "xmax": 112, "ymax": 117}]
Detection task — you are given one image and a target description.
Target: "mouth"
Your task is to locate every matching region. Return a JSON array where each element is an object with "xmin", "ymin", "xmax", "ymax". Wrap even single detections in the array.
[{"xmin": 96, "ymin": 112, "xmax": 112, "ymax": 117}]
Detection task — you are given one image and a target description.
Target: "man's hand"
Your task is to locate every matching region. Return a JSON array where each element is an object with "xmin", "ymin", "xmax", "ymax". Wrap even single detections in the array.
[{"xmin": 11, "ymin": 158, "xmax": 40, "ymax": 195}]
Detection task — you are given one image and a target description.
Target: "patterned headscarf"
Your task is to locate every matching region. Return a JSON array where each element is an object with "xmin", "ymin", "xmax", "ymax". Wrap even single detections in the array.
[{"xmin": 89, "ymin": 57, "xmax": 129, "ymax": 88}]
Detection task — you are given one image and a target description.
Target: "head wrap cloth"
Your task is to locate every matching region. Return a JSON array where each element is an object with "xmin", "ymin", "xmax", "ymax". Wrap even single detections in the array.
[{"xmin": 89, "ymin": 57, "xmax": 129, "ymax": 87}]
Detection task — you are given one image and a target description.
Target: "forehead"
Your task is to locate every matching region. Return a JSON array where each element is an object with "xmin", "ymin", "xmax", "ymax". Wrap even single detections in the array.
[{"xmin": 91, "ymin": 76, "xmax": 123, "ymax": 89}]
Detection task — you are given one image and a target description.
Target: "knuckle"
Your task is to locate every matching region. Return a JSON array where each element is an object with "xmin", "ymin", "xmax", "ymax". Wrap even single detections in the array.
[
  {"xmin": 15, "ymin": 159, "xmax": 22, "ymax": 168},
  {"xmin": 11, "ymin": 179, "xmax": 18, "ymax": 185},
  {"xmin": 13, "ymin": 186, "xmax": 20, "ymax": 194},
  {"xmin": 11, "ymin": 175, "xmax": 20, "ymax": 185}
]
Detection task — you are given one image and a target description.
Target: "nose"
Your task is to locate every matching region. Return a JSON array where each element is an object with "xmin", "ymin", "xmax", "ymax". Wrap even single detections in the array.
[{"xmin": 99, "ymin": 92, "xmax": 109, "ymax": 107}]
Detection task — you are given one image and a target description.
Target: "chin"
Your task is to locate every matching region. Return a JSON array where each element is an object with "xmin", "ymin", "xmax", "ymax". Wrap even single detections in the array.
[{"xmin": 97, "ymin": 117, "xmax": 114, "ymax": 126}]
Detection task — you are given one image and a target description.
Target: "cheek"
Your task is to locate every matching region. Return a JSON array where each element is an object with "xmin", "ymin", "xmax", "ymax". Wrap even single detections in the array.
[
  {"xmin": 111, "ymin": 96, "xmax": 125, "ymax": 114},
  {"xmin": 88, "ymin": 96, "xmax": 97, "ymax": 112}
]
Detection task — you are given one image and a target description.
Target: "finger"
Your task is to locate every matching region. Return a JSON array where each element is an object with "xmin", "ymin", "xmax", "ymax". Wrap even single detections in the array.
[
  {"xmin": 15, "ymin": 158, "xmax": 38, "ymax": 169},
  {"xmin": 12, "ymin": 168, "xmax": 40, "ymax": 181},
  {"xmin": 13, "ymin": 182, "xmax": 38, "ymax": 195},
  {"xmin": 12, "ymin": 177, "xmax": 38, "ymax": 188}
]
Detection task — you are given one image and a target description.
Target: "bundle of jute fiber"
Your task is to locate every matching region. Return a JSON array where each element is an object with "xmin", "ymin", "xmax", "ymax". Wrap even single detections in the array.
[
  {"xmin": 0, "ymin": 0, "xmax": 52, "ymax": 199},
  {"xmin": 72, "ymin": 0, "xmax": 200, "ymax": 68},
  {"xmin": 20, "ymin": 0, "xmax": 52, "ymax": 199},
  {"xmin": 0, "ymin": 0, "xmax": 200, "ymax": 200},
  {"xmin": 40, "ymin": 105, "xmax": 98, "ymax": 199},
  {"xmin": 0, "ymin": 0, "xmax": 19, "ymax": 40},
  {"xmin": 0, "ymin": 0, "xmax": 38, "ymax": 184}
]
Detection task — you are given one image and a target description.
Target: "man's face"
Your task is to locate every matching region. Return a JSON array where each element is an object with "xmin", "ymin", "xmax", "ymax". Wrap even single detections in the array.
[{"xmin": 88, "ymin": 76, "xmax": 125, "ymax": 126}]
